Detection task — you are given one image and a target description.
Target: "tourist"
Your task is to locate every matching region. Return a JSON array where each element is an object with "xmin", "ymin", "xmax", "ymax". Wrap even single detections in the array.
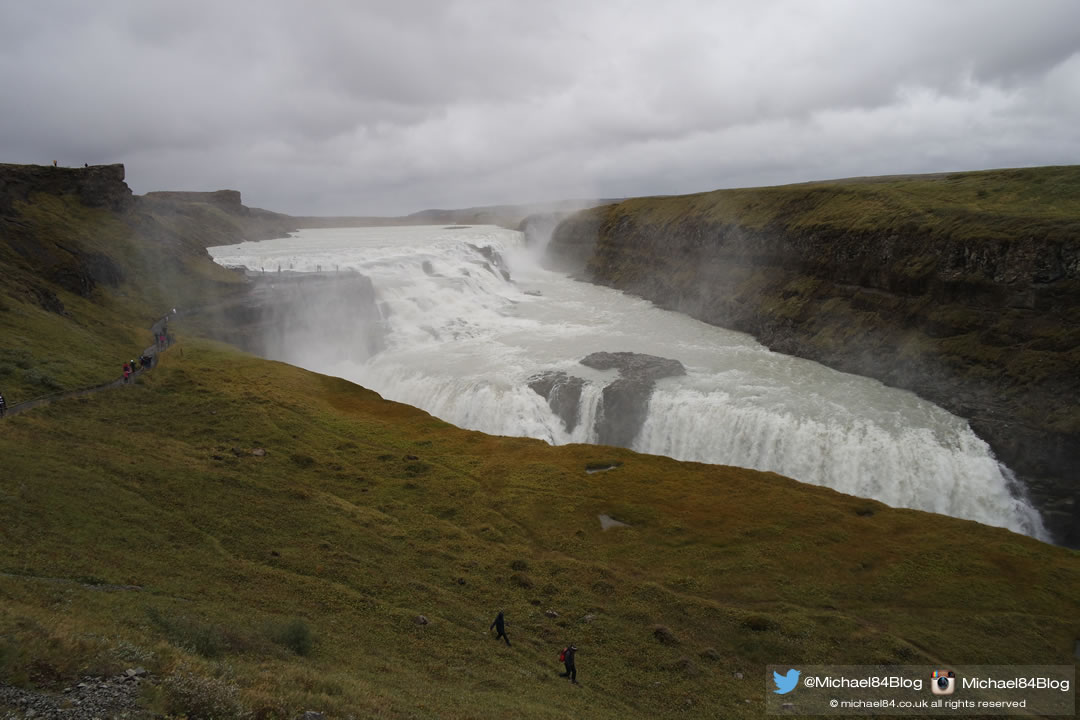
[
  {"xmin": 559, "ymin": 644, "xmax": 578, "ymax": 684},
  {"xmin": 490, "ymin": 611, "xmax": 510, "ymax": 646}
]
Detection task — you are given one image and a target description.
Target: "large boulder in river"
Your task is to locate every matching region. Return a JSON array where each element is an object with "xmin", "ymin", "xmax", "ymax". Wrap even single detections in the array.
[
  {"xmin": 580, "ymin": 352, "xmax": 686, "ymax": 381},
  {"xmin": 580, "ymin": 352, "xmax": 686, "ymax": 448},
  {"xmin": 528, "ymin": 371, "xmax": 586, "ymax": 433}
]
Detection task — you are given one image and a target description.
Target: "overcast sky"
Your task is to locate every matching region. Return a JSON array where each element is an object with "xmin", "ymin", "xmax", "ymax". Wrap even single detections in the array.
[{"xmin": 2, "ymin": 1, "xmax": 1079, "ymax": 215}]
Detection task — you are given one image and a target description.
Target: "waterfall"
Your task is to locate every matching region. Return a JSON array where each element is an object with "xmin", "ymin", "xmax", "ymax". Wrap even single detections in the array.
[{"xmin": 210, "ymin": 225, "xmax": 1049, "ymax": 540}]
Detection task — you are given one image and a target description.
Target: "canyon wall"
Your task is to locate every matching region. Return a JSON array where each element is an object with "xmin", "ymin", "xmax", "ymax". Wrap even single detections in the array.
[{"xmin": 547, "ymin": 167, "xmax": 1080, "ymax": 545}]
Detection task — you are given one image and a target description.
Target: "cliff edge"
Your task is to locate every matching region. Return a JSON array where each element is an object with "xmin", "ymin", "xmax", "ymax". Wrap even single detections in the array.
[
  {"xmin": 547, "ymin": 166, "xmax": 1080, "ymax": 545},
  {"xmin": 0, "ymin": 163, "xmax": 133, "ymax": 215}
]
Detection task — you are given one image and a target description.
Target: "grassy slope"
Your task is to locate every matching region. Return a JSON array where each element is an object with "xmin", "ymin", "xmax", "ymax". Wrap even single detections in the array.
[
  {"xmin": 135, "ymin": 197, "xmax": 296, "ymax": 249},
  {"xmin": 1, "ymin": 340, "xmax": 1078, "ymax": 719},
  {"xmin": 0, "ymin": 193, "xmax": 245, "ymax": 402},
  {"xmin": 609, "ymin": 166, "xmax": 1080, "ymax": 240}
]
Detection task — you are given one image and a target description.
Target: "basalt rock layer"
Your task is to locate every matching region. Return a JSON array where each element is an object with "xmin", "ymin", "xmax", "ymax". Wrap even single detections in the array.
[
  {"xmin": 0, "ymin": 163, "xmax": 133, "ymax": 215},
  {"xmin": 546, "ymin": 167, "xmax": 1080, "ymax": 546}
]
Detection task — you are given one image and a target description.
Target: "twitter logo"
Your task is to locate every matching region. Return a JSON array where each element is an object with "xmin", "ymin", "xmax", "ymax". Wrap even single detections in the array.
[{"xmin": 773, "ymin": 669, "xmax": 801, "ymax": 694}]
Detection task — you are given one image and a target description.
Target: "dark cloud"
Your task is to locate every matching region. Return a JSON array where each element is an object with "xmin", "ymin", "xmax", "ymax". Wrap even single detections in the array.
[{"xmin": 1, "ymin": 0, "xmax": 1077, "ymax": 215}]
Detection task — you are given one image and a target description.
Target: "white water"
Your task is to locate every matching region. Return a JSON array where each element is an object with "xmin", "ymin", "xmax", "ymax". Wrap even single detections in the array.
[{"xmin": 211, "ymin": 225, "xmax": 1047, "ymax": 539}]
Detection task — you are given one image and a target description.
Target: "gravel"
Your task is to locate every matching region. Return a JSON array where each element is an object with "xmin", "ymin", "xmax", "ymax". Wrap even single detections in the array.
[{"xmin": 0, "ymin": 670, "xmax": 146, "ymax": 719}]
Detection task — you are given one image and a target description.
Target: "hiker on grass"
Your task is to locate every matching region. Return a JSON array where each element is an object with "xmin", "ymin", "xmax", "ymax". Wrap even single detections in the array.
[
  {"xmin": 122, "ymin": 363, "xmax": 131, "ymax": 383},
  {"xmin": 490, "ymin": 611, "xmax": 510, "ymax": 646},
  {"xmin": 559, "ymin": 644, "xmax": 578, "ymax": 684},
  {"xmin": 0, "ymin": 392, "xmax": 6, "ymax": 418}
]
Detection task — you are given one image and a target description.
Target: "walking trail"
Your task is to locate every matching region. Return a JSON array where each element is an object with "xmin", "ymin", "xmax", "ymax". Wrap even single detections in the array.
[{"xmin": 1, "ymin": 311, "xmax": 176, "ymax": 420}]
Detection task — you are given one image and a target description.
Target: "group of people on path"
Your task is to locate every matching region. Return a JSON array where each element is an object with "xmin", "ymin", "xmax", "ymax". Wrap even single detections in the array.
[
  {"xmin": 490, "ymin": 611, "xmax": 579, "ymax": 685},
  {"xmin": 122, "ymin": 355, "xmax": 154, "ymax": 384},
  {"xmin": 130, "ymin": 309, "xmax": 178, "ymax": 383},
  {"xmin": 3, "ymin": 309, "xmax": 177, "ymax": 416}
]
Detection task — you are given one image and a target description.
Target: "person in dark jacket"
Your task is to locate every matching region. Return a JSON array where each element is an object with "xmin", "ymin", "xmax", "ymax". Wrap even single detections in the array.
[
  {"xmin": 559, "ymin": 644, "xmax": 578, "ymax": 683},
  {"xmin": 490, "ymin": 610, "xmax": 510, "ymax": 646},
  {"xmin": 0, "ymin": 392, "xmax": 6, "ymax": 418}
]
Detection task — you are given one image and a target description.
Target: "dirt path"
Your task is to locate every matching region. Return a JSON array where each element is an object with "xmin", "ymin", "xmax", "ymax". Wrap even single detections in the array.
[{"xmin": 1, "ymin": 310, "xmax": 177, "ymax": 420}]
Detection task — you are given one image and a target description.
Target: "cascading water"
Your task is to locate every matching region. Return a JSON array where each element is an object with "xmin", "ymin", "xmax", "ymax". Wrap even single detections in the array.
[{"xmin": 210, "ymin": 225, "xmax": 1048, "ymax": 540}]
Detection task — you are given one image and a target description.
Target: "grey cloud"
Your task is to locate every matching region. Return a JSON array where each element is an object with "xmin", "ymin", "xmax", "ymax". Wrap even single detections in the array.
[{"xmin": 1, "ymin": 0, "xmax": 1078, "ymax": 215}]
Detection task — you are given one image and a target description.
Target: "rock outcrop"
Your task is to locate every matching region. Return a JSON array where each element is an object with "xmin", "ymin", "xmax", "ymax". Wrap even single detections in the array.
[
  {"xmin": 468, "ymin": 243, "xmax": 511, "ymax": 281},
  {"xmin": 142, "ymin": 189, "xmax": 244, "ymax": 210},
  {"xmin": 528, "ymin": 352, "xmax": 686, "ymax": 445},
  {"xmin": 528, "ymin": 371, "xmax": 586, "ymax": 433},
  {"xmin": 581, "ymin": 352, "xmax": 686, "ymax": 447},
  {"xmin": 547, "ymin": 167, "xmax": 1080, "ymax": 546},
  {"xmin": 137, "ymin": 189, "xmax": 296, "ymax": 246},
  {"xmin": 0, "ymin": 164, "xmax": 135, "ymax": 311},
  {"xmin": 0, "ymin": 163, "xmax": 133, "ymax": 215}
]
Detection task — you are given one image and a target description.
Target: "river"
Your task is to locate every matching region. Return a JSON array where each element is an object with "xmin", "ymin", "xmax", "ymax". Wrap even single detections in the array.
[{"xmin": 210, "ymin": 225, "xmax": 1047, "ymax": 539}]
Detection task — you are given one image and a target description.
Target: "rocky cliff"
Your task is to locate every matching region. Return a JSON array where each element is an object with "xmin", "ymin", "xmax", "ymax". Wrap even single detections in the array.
[
  {"xmin": 137, "ymin": 189, "xmax": 296, "ymax": 246},
  {"xmin": 547, "ymin": 167, "xmax": 1080, "ymax": 546},
  {"xmin": 0, "ymin": 163, "xmax": 133, "ymax": 215},
  {"xmin": 142, "ymin": 189, "xmax": 245, "ymax": 208}
]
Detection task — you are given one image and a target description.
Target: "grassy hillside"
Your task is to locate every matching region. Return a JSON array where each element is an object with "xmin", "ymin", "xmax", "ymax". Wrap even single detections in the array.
[
  {"xmin": 2, "ymin": 340, "xmax": 1077, "ymax": 719},
  {"xmin": 609, "ymin": 165, "xmax": 1080, "ymax": 241},
  {"xmin": 137, "ymin": 192, "xmax": 296, "ymax": 249},
  {"xmin": 0, "ymin": 192, "xmax": 245, "ymax": 403}
]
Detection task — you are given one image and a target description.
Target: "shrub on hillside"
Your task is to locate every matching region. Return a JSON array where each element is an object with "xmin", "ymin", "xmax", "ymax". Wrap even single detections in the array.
[
  {"xmin": 289, "ymin": 453, "xmax": 315, "ymax": 468},
  {"xmin": 652, "ymin": 625, "xmax": 679, "ymax": 645},
  {"xmin": 162, "ymin": 665, "xmax": 251, "ymax": 719},
  {"xmin": 510, "ymin": 573, "xmax": 534, "ymax": 589},
  {"xmin": 270, "ymin": 618, "xmax": 313, "ymax": 656},
  {"xmin": 146, "ymin": 608, "xmax": 232, "ymax": 659},
  {"xmin": 24, "ymin": 368, "xmax": 61, "ymax": 391}
]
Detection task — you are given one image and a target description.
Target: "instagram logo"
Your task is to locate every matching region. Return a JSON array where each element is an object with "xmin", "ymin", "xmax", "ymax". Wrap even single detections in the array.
[{"xmin": 931, "ymin": 670, "xmax": 956, "ymax": 695}]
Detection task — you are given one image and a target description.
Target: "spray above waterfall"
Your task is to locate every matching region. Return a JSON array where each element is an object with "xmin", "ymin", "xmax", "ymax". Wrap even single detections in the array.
[{"xmin": 210, "ymin": 225, "xmax": 1049, "ymax": 541}]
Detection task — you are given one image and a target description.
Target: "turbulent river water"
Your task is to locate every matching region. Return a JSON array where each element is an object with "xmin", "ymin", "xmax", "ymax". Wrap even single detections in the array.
[{"xmin": 211, "ymin": 225, "xmax": 1047, "ymax": 539}]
